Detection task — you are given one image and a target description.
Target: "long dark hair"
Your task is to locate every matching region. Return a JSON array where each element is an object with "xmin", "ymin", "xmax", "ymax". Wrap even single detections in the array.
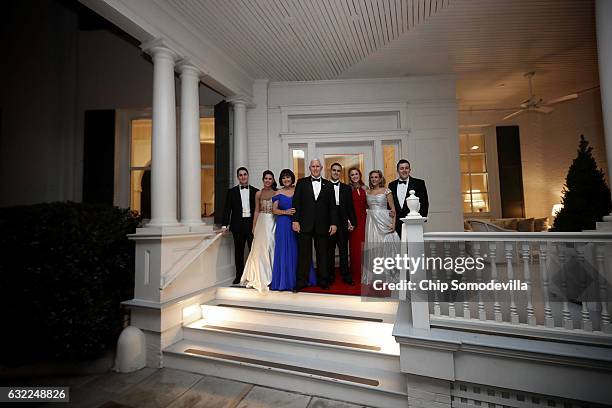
[{"xmin": 262, "ymin": 170, "xmax": 278, "ymax": 191}]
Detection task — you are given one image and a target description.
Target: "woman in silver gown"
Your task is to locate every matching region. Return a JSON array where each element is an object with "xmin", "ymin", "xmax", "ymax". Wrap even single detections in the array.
[{"xmin": 363, "ymin": 170, "xmax": 401, "ymax": 286}]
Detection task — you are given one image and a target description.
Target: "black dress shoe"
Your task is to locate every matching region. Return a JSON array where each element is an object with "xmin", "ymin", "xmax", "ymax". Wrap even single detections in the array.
[
  {"xmin": 343, "ymin": 279, "xmax": 355, "ymax": 286},
  {"xmin": 232, "ymin": 277, "xmax": 241, "ymax": 285}
]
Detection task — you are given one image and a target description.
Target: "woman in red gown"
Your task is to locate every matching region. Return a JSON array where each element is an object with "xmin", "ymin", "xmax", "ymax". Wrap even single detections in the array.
[{"xmin": 348, "ymin": 167, "xmax": 367, "ymax": 284}]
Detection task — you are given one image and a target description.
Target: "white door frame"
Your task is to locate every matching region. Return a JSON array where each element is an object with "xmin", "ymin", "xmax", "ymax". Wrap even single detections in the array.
[{"xmin": 280, "ymin": 130, "xmax": 408, "ymax": 176}]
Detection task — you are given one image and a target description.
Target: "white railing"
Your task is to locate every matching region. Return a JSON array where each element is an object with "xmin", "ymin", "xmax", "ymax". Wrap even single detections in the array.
[
  {"xmin": 420, "ymin": 232, "xmax": 612, "ymax": 344},
  {"xmin": 160, "ymin": 231, "xmax": 225, "ymax": 289}
]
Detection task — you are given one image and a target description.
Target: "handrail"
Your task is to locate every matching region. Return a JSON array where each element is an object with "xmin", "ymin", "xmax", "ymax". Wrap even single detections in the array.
[
  {"xmin": 424, "ymin": 231, "xmax": 612, "ymax": 242},
  {"xmin": 160, "ymin": 231, "xmax": 226, "ymax": 289}
]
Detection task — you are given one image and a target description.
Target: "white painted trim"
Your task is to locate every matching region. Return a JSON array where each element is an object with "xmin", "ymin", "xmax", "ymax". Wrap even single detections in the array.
[
  {"xmin": 268, "ymin": 75, "xmax": 457, "ymax": 88},
  {"xmin": 424, "ymin": 231, "xmax": 612, "ymax": 242},
  {"xmin": 280, "ymin": 130, "xmax": 410, "ymax": 140}
]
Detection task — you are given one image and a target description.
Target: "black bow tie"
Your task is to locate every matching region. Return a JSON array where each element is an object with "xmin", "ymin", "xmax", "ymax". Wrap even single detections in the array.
[
  {"xmin": 398, "ymin": 180, "xmax": 407, "ymax": 185},
  {"xmin": 240, "ymin": 185, "xmax": 248, "ymax": 189},
  {"xmin": 312, "ymin": 178, "xmax": 321, "ymax": 182},
  {"xmin": 332, "ymin": 181, "xmax": 339, "ymax": 186}
]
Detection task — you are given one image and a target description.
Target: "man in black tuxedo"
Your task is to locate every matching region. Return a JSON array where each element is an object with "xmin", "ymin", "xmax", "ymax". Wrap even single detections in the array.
[
  {"xmin": 292, "ymin": 158, "xmax": 339, "ymax": 291},
  {"xmin": 222, "ymin": 167, "xmax": 259, "ymax": 284},
  {"xmin": 327, "ymin": 163, "xmax": 357, "ymax": 285},
  {"xmin": 388, "ymin": 159, "xmax": 429, "ymax": 237}
]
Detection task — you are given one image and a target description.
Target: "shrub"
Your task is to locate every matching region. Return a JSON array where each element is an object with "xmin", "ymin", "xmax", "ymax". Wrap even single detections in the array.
[
  {"xmin": 552, "ymin": 135, "xmax": 612, "ymax": 231},
  {"xmin": 0, "ymin": 201, "xmax": 141, "ymax": 365}
]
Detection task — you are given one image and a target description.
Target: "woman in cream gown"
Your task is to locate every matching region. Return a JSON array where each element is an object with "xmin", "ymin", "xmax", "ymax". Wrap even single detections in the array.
[
  {"xmin": 363, "ymin": 170, "xmax": 401, "ymax": 286},
  {"xmin": 240, "ymin": 170, "xmax": 277, "ymax": 292}
]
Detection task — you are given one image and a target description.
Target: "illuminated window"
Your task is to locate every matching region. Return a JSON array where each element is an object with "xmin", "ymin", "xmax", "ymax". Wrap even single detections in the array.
[
  {"xmin": 382, "ymin": 142, "xmax": 399, "ymax": 185},
  {"xmin": 460, "ymin": 133, "xmax": 489, "ymax": 214},
  {"xmin": 130, "ymin": 119, "xmax": 152, "ymax": 218},
  {"xmin": 129, "ymin": 117, "xmax": 215, "ymax": 219},
  {"xmin": 290, "ymin": 145, "xmax": 306, "ymax": 179}
]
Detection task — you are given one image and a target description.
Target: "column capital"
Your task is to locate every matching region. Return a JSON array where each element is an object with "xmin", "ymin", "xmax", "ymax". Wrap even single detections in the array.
[
  {"xmin": 176, "ymin": 60, "xmax": 202, "ymax": 78},
  {"xmin": 141, "ymin": 38, "xmax": 179, "ymax": 61},
  {"xmin": 226, "ymin": 95, "xmax": 255, "ymax": 108}
]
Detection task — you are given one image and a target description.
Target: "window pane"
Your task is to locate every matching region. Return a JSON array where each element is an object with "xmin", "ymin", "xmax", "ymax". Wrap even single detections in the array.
[
  {"xmin": 131, "ymin": 119, "xmax": 152, "ymax": 167},
  {"xmin": 200, "ymin": 142, "xmax": 214, "ymax": 166},
  {"xmin": 469, "ymin": 154, "xmax": 487, "ymax": 173},
  {"xmin": 383, "ymin": 144, "xmax": 397, "ymax": 186},
  {"xmin": 471, "ymin": 192, "xmax": 489, "ymax": 213},
  {"xmin": 462, "ymin": 194, "xmax": 473, "ymax": 213},
  {"xmin": 468, "ymin": 134, "xmax": 485, "ymax": 153},
  {"xmin": 470, "ymin": 174, "xmax": 488, "ymax": 192},
  {"xmin": 459, "ymin": 134, "xmax": 470, "ymax": 153},
  {"xmin": 461, "ymin": 174, "xmax": 471, "ymax": 193},
  {"xmin": 201, "ymin": 168, "xmax": 215, "ymax": 216},
  {"xmin": 130, "ymin": 169, "xmax": 150, "ymax": 218},
  {"xmin": 199, "ymin": 118, "xmax": 215, "ymax": 217},
  {"xmin": 292, "ymin": 149, "xmax": 305, "ymax": 179},
  {"xmin": 460, "ymin": 156, "xmax": 469, "ymax": 172},
  {"xmin": 199, "ymin": 118, "xmax": 214, "ymax": 144}
]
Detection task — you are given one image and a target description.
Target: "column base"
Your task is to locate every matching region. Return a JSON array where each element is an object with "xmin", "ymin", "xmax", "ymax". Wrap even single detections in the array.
[
  {"xmin": 596, "ymin": 218, "xmax": 612, "ymax": 231},
  {"xmin": 137, "ymin": 225, "xmax": 191, "ymax": 235},
  {"xmin": 188, "ymin": 224, "xmax": 214, "ymax": 233}
]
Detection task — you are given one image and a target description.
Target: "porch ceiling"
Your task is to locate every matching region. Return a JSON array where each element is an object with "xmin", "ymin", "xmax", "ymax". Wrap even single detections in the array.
[
  {"xmin": 165, "ymin": 0, "xmax": 598, "ymax": 110},
  {"xmin": 84, "ymin": 0, "xmax": 599, "ymax": 110}
]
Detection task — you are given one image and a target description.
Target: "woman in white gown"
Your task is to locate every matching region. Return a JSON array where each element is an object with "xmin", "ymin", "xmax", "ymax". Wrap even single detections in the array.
[
  {"xmin": 240, "ymin": 170, "xmax": 277, "ymax": 292},
  {"xmin": 363, "ymin": 170, "xmax": 401, "ymax": 286}
]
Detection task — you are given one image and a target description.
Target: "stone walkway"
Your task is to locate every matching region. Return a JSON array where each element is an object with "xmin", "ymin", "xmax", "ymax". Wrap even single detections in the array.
[{"xmin": 31, "ymin": 367, "xmax": 372, "ymax": 407}]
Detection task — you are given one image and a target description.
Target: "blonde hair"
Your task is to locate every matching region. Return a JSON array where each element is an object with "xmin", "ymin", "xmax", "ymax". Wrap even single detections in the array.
[{"xmin": 368, "ymin": 170, "xmax": 385, "ymax": 189}]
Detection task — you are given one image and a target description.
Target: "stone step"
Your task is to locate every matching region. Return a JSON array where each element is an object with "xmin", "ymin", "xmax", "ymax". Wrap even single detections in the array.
[{"xmin": 163, "ymin": 339, "xmax": 407, "ymax": 408}]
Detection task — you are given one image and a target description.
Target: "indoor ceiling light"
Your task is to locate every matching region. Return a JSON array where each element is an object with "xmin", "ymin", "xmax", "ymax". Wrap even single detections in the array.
[{"xmin": 471, "ymin": 145, "xmax": 479, "ymax": 150}]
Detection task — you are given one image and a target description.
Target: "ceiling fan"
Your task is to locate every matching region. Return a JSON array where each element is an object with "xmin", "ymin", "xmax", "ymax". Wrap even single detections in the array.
[{"xmin": 502, "ymin": 71, "xmax": 578, "ymax": 121}]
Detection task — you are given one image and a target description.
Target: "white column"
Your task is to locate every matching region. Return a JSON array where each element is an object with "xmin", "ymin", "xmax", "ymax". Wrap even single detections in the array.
[
  {"xmin": 178, "ymin": 62, "xmax": 204, "ymax": 226},
  {"xmin": 228, "ymin": 96, "xmax": 249, "ymax": 171},
  {"xmin": 597, "ymin": 0, "xmax": 612, "ymax": 219},
  {"xmin": 145, "ymin": 42, "xmax": 179, "ymax": 227}
]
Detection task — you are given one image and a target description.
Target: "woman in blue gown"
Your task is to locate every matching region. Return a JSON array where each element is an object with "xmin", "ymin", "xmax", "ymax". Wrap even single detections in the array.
[{"xmin": 271, "ymin": 169, "xmax": 316, "ymax": 290}]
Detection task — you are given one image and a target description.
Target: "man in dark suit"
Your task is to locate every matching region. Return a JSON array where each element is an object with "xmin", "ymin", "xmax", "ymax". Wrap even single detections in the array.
[
  {"xmin": 388, "ymin": 159, "xmax": 429, "ymax": 237},
  {"xmin": 222, "ymin": 167, "xmax": 259, "ymax": 284},
  {"xmin": 327, "ymin": 163, "xmax": 357, "ymax": 285},
  {"xmin": 292, "ymin": 158, "xmax": 339, "ymax": 291}
]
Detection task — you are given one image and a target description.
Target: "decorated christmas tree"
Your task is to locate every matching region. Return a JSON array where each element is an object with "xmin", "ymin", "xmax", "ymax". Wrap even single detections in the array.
[{"xmin": 552, "ymin": 135, "xmax": 612, "ymax": 231}]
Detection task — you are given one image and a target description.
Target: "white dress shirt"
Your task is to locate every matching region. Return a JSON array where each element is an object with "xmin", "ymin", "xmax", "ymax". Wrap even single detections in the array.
[
  {"xmin": 311, "ymin": 177, "xmax": 322, "ymax": 200},
  {"xmin": 332, "ymin": 181, "xmax": 340, "ymax": 205},
  {"xmin": 240, "ymin": 186, "xmax": 251, "ymax": 217},
  {"xmin": 396, "ymin": 177, "xmax": 409, "ymax": 208}
]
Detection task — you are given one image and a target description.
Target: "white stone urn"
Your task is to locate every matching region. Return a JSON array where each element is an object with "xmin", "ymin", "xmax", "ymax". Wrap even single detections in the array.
[{"xmin": 405, "ymin": 190, "xmax": 421, "ymax": 217}]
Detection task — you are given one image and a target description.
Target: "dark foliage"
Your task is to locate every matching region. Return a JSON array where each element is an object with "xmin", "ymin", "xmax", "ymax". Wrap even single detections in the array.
[
  {"xmin": 0, "ymin": 202, "xmax": 141, "ymax": 365},
  {"xmin": 552, "ymin": 135, "xmax": 612, "ymax": 231}
]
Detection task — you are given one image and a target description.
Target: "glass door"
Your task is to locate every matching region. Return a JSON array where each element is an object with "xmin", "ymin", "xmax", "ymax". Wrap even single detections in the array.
[{"xmin": 315, "ymin": 143, "xmax": 374, "ymax": 182}]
